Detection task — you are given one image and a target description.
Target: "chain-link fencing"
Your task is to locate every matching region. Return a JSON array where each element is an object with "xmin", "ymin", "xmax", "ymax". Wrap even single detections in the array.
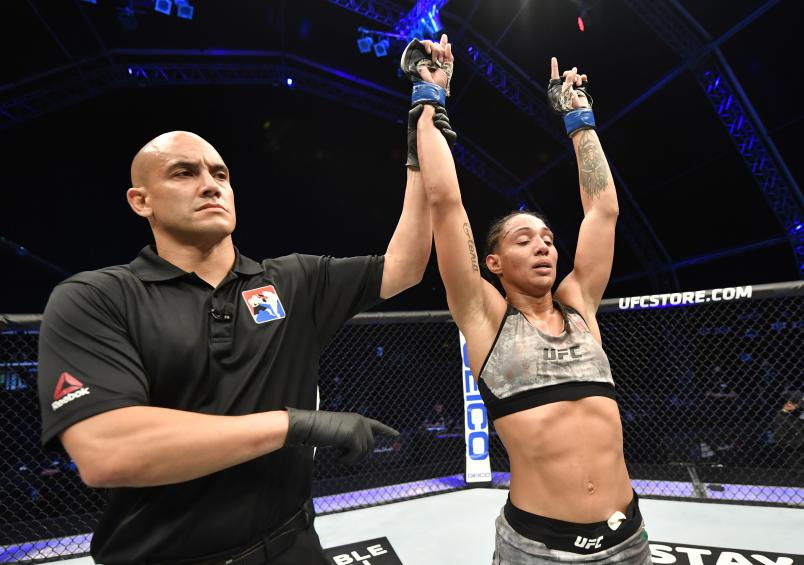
[
  {"xmin": 1, "ymin": 282, "xmax": 801, "ymax": 561},
  {"xmin": 1, "ymin": 318, "xmax": 102, "ymax": 562},
  {"xmin": 603, "ymin": 283, "xmax": 803, "ymax": 505}
]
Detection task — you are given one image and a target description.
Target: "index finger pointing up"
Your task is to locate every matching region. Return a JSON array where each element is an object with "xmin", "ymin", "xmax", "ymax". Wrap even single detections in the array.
[{"xmin": 550, "ymin": 57, "xmax": 560, "ymax": 80}]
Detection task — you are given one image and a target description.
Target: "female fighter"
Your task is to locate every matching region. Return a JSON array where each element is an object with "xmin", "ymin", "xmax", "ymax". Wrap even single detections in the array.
[{"xmin": 412, "ymin": 36, "xmax": 651, "ymax": 563}]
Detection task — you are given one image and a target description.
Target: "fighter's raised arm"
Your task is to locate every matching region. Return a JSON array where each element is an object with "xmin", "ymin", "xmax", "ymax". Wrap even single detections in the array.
[
  {"xmin": 549, "ymin": 58, "xmax": 619, "ymax": 336},
  {"xmin": 407, "ymin": 35, "xmax": 508, "ymax": 373},
  {"xmin": 380, "ymin": 35, "xmax": 467, "ymax": 300}
]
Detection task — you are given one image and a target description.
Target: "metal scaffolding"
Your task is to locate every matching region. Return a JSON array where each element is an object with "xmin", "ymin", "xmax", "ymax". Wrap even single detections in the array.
[
  {"xmin": 1, "ymin": 51, "xmax": 524, "ymax": 206},
  {"xmin": 625, "ymin": 0, "xmax": 803, "ymax": 275},
  {"xmin": 327, "ymin": 0, "xmax": 678, "ymax": 290}
]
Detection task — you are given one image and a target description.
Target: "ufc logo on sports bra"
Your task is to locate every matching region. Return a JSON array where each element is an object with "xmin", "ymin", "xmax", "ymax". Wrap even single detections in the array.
[
  {"xmin": 574, "ymin": 535, "xmax": 603, "ymax": 550},
  {"xmin": 543, "ymin": 345, "xmax": 582, "ymax": 361}
]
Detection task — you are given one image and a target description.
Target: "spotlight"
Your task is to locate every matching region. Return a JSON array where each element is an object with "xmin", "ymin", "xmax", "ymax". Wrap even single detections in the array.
[
  {"xmin": 373, "ymin": 39, "xmax": 389, "ymax": 58},
  {"xmin": 154, "ymin": 0, "xmax": 172, "ymax": 15},
  {"xmin": 286, "ymin": 77, "xmax": 294, "ymax": 86},
  {"xmin": 176, "ymin": 1, "xmax": 194, "ymax": 20},
  {"xmin": 357, "ymin": 36, "xmax": 373, "ymax": 54}
]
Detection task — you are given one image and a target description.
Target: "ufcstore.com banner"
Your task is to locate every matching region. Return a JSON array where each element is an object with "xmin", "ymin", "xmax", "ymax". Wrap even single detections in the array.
[{"xmin": 618, "ymin": 286, "xmax": 752, "ymax": 310}]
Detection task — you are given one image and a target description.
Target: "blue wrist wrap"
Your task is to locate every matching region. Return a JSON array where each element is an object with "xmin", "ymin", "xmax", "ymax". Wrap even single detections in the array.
[
  {"xmin": 412, "ymin": 82, "xmax": 446, "ymax": 107},
  {"xmin": 563, "ymin": 107, "xmax": 596, "ymax": 137}
]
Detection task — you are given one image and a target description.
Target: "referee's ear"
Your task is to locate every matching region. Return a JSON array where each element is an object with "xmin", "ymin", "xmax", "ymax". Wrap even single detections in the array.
[{"xmin": 127, "ymin": 186, "xmax": 153, "ymax": 219}]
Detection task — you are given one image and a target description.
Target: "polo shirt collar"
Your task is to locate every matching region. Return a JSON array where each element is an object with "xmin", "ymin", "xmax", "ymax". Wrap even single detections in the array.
[
  {"xmin": 130, "ymin": 245, "xmax": 263, "ymax": 282},
  {"xmin": 232, "ymin": 251, "xmax": 263, "ymax": 276}
]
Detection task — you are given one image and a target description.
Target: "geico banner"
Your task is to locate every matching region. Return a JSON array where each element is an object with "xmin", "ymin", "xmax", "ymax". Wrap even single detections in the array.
[
  {"xmin": 649, "ymin": 541, "xmax": 801, "ymax": 565},
  {"xmin": 460, "ymin": 331, "xmax": 492, "ymax": 485}
]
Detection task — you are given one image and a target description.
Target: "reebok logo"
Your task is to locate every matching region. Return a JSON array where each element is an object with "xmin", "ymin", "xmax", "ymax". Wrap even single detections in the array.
[
  {"xmin": 53, "ymin": 372, "xmax": 83, "ymax": 400},
  {"xmin": 574, "ymin": 535, "xmax": 603, "ymax": 550},
  {"xmin": 51, "ymin": 372, "xmax": 90, "ymax": 411}
]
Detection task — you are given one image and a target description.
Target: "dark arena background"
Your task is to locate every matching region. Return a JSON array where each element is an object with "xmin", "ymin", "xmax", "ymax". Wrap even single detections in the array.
[{"xmin": 1, "ymin": 0, "xmax": 802, "ymax": 563}]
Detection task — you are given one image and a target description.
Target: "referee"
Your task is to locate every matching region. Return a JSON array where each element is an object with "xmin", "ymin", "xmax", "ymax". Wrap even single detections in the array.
[{"xmin": 36, "ymin": 129, "xmax": 432, "ymax": 564}]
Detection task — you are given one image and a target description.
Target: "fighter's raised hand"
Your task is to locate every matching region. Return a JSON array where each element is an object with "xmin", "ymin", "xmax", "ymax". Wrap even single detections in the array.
[
  {"xmin": 418, "ymin": 34, "xmax": 454, "ymax": 94},
  {"xmin": 400, "ymin": 34, "xmax": 458, "ymax": 169},
  {"xmin": 401, "ymin": 34, "xmax": 454, "ymax": 95},
  {"xmin": 548, "ymin": 57, "xmax": 596, "ymax": 137},
  {"xmin": 549, "ymin": 57, "xmax": 590, "ymax": 112}
]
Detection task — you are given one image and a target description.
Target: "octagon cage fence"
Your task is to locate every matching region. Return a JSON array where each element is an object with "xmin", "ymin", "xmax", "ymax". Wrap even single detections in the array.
[{"xmin": 1, "ymin": 281, "xmax": 801, "ymax": 561}]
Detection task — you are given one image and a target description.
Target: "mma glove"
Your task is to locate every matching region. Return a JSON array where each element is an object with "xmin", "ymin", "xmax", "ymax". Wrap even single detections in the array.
[
  {"xmin": 547, "ymin": 76, "xmax": 596, "ymax": 138},
  {"xmin": 285, "ymin": 407, "xmax": 399, "ymax": 465},
  {"xmin": 401, "ymin": 38, "xmax": 458, "ymax": 170}
]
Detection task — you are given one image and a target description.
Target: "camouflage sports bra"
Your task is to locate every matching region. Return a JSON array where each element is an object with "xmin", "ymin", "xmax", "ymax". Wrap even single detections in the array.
[{"xmin": 477, "ymin": 301, "xmax": 615, "ymax": 420}]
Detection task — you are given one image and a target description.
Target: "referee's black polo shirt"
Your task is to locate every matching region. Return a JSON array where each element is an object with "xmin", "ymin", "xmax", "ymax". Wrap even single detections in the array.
[{"xmin": 37, "ymin": 245, "xmax": 385, "ymax": 563}]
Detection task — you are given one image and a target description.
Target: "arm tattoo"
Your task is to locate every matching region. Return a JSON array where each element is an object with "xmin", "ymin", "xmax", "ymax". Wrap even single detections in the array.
[
  {"xmin": 577, "ymin": 130, "xmax": 611, "ymax": 199},
  {"xmin": 463, "ymin": 222, "xmax": 480, "ymax": 272}
]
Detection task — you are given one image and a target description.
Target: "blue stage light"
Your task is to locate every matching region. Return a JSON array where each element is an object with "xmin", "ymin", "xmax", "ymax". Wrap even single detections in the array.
[
  {"xmin": 424, "ymin": 3, "xmax": 443, "ymax": 35},
  {"xmin": 395, "ymin": 0, "xmax": 448, "ymax": 42},
  {"xmin": 177, "ymin": 2, "xmax": 194, "ymax": 20},
  {"xmin": 374, "ymin": 39, "xmax": 389, "ymax": 57},
  {"xmin": 286, "ymin": 78, "xmax": 294, "ymax": 86},
  {"xmin": 357, "ymin": 36, "xmax": 373, "ymax": 54},
  {"xmin": 154, "ymin": 0, "xmax": 172, "ymax": 15}
]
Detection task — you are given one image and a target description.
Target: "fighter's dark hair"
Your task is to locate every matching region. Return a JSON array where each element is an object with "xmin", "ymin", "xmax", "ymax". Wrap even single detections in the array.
[
  {"xmin": 483, "ymin": 210, "xmax": 552, "ymax": 257},
  {"xmin": 481, "ymin": 210, "xmax": 553, "ymax": 292}
]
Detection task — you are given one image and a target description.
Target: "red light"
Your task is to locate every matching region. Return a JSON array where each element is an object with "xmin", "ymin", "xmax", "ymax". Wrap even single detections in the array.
[{"xmin": 577, "ymin": 15, "xmax": 585, "ymax": 32}]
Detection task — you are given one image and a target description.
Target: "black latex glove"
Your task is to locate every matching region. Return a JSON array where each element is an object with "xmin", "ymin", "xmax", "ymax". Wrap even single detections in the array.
[
  {"xmin": 285, "ymin": 407, "xmax": 399, "ymax": 464},
  {"xmin": 407, "ymin": 104, "xmax": 458, "ymax": 170}
]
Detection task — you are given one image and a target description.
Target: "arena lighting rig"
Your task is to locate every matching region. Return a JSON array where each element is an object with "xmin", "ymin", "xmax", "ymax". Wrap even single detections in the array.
[
  {"xmin": 354, "ymin": 0, "xmax": 449, "ymax": 58},
  {"xmin": 81, "ymin": 0, "xmax": 196, "ymax": 21}
]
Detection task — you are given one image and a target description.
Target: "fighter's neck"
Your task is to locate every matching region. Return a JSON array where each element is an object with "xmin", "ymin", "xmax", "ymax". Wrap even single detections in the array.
[
  {"xmin": 505, "ymin": 290, "xmax": 565, "ymax": 333},
  {"xmin": 505, "ymin": 289, "xmax": 555, "ymax": 319}
]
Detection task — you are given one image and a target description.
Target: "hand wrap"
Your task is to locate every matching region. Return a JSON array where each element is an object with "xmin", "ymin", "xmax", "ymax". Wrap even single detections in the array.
[
  {"xmin": 401, "ymin": 38, "xmax": 458, "ymax": 169},
  {"xmin": 547, "ymin": 77, "xmax": 596, "ymax": 137}
]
